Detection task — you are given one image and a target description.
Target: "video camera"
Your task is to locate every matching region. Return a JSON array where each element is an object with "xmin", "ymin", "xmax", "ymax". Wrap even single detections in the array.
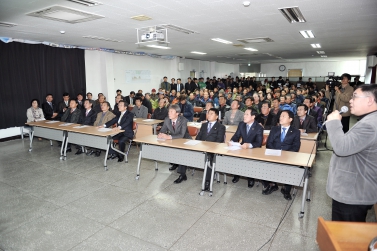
[{"xmin": 326, "ymin": 76, "xmax": 341, "ymax": 91}]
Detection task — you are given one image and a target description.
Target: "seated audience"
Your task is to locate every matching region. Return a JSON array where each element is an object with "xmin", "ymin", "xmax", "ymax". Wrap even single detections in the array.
[
  {"xmin": 27, "ymin": 99, "xmax": 45, "ymax": 122},
  {"xmin": 42, "ymin": 94, "xmax": 58, "ymax": 120},
  {"xmin": 131, "ymin": 97, "xmax": 148, "ymax": 118},
  {"xmin": 58, "ymin": 92, "xmax": 70, "ymax": 118},
  {"xmin": 178, "ymin": 94, "xmax": 194, "ymax": 122},
  {"xmin": 75, "ymin": 99, "xmax": 97, "ymax": 155},
  {"xmin": 198, "ymin": 101, "xmax": 214, "ymax": 122},
  {"xmin": 61, "ymin": 99, "xmax": 82, "ymax": 152},
  {"xmin": 256, "ymin": 102, "xmax": 277, "ymax": 130},
  {"xmin": 293, "ymin": 104, "xmax": 318, "ymax": 133},
  {"xmin": 223, "ymin": 100, "xmax": 244, "ymax": 125}
]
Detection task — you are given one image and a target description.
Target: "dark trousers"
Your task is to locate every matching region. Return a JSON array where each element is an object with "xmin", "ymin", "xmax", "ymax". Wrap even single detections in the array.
[
  {"xmin": 205, "ymin": 153, "xmax": 215, "ymax": 181},
  {"xmin": 109, "ymin": 134, "xmax": 129, "ymax": 155},
  {"xmin": 341, "ymin": 116, "xmax": 350, "ymax": 133},
  {"xmin": 332, "ymin": 199, "xmax": 373, "ymax": 222},
  {"xmin": 177, "ymin": 165, "xmax": 186, "ymax": 175}
]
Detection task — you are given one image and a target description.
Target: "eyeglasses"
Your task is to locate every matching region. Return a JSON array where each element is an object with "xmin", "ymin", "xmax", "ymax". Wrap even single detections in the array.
[{"xmin": 352, "ymin": 94, "xmax": 369, "ymax": 100}]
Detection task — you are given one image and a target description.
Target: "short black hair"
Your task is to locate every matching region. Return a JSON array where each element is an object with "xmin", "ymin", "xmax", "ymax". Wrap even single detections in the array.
[
  {"xmin": 163, "ymin": 76, "xmax": 167, "ymax": 78},
  {"xmin": 87, "ymin": 92, "xmax": 92, "ymax": 96},
  {"xmin": 77, "ymin": 93, "xmax": 83, "ymax": 97},
  {"xmin": 232, "ymin": 100, "xmax": 240, "ymax": 105},
  {"xmin": 357, "ymin": 84, "xmax": 377, "ymax": 104},
  {"xmin": 118, "ymin": 100, "xmax": 127, "ymax": 106},
  {"xmin": 116, "ymin": 89, "xmax": 122, "ymax": 93},
  {"xmin": 244, "ymin": 96, "xmax": 254, "ymax": 102},
  {"xmin": 31, "ymin": 98, "xmax": 40, "ymax": 106},
  {"xmin": 261, "ymin": 101, "xmax": 271, "ymax": 108},
  {"xmin": 208, "ymin": 108, "xmax": 219, "ymax": 116},
  {"xmin": 70, "ymin": 99, "xmax": 78, "ymax": 104},
  {"xmin": 84, "ymin": 99, "xmax": 93, "ymax": 105},
  {"xmin": 272, "ymin": 98, "xmax": 279, "ymax": 102},
  {"xmin": 134, "ymin": 97, "xmax": 142, "ymax": 102},
  {"xmin": 130, "ymin": 91, "xmax": 135, "ymax": 95},
  {"xmin": 341, "ymin": 73, "xmax": 351, "ymax": 81},
  {"xmin": 46, "ymin": 93, "xmax": 53, "ymax": 98},
  {"xmin": 206, "ymin": 101, "xmax": 214, "ymax": 107},
  {"xmin": 63, "ymin": 92, "xmax": 69, "ymax": 97},
  {"xmin": 102, "ymin": 101, "xmax": 110, "ymax": 107},
  {"xmin": 281, "ymin": 110, "xmax": 294, "ymax": 120},
  {"xmin": 297, "ymin": 103, "xmax": 308, "ymax": 111}
]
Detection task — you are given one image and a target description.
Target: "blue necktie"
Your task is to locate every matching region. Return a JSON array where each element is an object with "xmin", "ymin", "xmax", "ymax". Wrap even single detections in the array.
[
  {"xmin": 281, "ymin": 128, "xmax": 287, "ymax": 142},
  {"xmin": 246, "ymin": 124, "xmax": 251, "ymax": 134},
  {"xmin": 207, "ymin": 123, "xmax": 212, "ymax": 133}
]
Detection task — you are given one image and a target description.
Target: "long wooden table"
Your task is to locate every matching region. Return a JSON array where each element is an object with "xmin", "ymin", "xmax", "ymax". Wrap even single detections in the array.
[
  {"xmin": 27, "ymin": 121, "xmax": 124, "ymax": 170},
  {"xmin": 133, "ymin": 135, "xmax": 315, "ymax": 218},
  {"xmin": 316, "ymin": 217, "xmax": 377, "ymax": 251}
]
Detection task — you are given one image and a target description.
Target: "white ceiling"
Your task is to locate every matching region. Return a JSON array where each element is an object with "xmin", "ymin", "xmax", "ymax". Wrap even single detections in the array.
[{"xmin": 0, "ymin": 0, "xmax": 376, "ymax": 64}]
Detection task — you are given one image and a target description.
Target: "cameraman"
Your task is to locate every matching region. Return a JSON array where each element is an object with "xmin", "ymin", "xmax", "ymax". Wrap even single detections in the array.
[
  {"xmin": 326, "ymin": 84, "xmax": 377, "ymax": 222},
  {"xmin": 325, "ymin": 73, "xmax": 353, "ymax": 132}
]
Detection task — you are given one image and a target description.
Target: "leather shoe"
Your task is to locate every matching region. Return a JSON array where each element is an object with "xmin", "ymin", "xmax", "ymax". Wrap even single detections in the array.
[
  {"xmin": 95, "ymin": 150, "xmax": 101, "ymax": 157},
  {"xmin": 247, "ymin": 178, "xmax": 255, "ymax": 188},
  {"xmin": 86, "ymin": 150, "xmax": 95, "ymax": 156},
  {"xmin": 281, "ymin": 187, "xmax": 292, "ymax": 200},
  {"xmin": 174, "ymin": 174, "xmax": 187, "ymax": 184},
  {"xmin": 66, "ymin": 148, "xmax": 71, "ymax": 153},
  {"xmin": 263, "ymin": 184, "xmax": 278, "ymax": 195},
  {"xmin": 118, "ymin": 155, "xmax": 124, "ymax": 162},
  {"xmin": 169, "ymin": 164, "xmax": 178, "ymax": 171},
  {"xmin": 107, "ymin": 153, "xmax": 116, "ymax": 160},
  {"xmin": 111, "ymin": 154, "xmax": 118, "ymax": 159},
  {"xmin": 75, "ymin": 149, "xmax": 83, "ymax": 155},
  {"xmin": 204, "ymin": 181, "xmax": 210, "ymax": 191},
  {"xmin": 232, "ymin": 175, "xmax": 240, "ymax": 183}
]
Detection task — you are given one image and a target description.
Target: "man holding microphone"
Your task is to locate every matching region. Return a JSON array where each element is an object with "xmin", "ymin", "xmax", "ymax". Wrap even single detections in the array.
[{"xmin": 326, "ymin": 84, "xmax": 377, "ymax": 222}]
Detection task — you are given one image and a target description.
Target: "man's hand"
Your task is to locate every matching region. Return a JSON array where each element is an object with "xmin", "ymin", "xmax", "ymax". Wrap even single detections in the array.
[
  {"xmin": 97, "ymin": 125, "xmax": 103, "ymax": 128},
  {"xmin": 334, "ymin": 86, "xmax": 340, "ymax": 93},
  {"xmin": 52, "ymin": 113, "xmax": 57, "ymax": 118},
  {"xmin": 227, "ymin": 141, "xmax": 232, "ymax": 146},
  {"xmin": 325, "ymin": 85, "xmax": 329, "ymax": 91},
  {"xmin": 112, "ymin": 127, "xmax": 120, "ymax": 131},
  {"xmin": 299, "ymin": 129, "xmax": 305, "ymax": 133},
  {"xmin": 241, "ymin": 143, "xmax": 250, "ymax": 149},
  {"xmin": 157, "ymin": 133, "xmax": 171, "ymax": 139},
  {"xmin": 327, "ymin": 110, "xmax": 342, "ymax": 121}
]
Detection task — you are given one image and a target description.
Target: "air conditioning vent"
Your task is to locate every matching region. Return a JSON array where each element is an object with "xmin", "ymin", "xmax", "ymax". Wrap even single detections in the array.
[
  {"xmin": 0, "ymin": 22, "xmax": 17, "ymax": 27},
  {"xmin": 27, "ymin": 5, "xmax": 104, "ymax": 24},
  {"xmin": 67, "ymin": 0, "xmax": 102, "ymax": 7},
  {"xmin": 237, "ymin": 37, "xmax": 274, "ymax": 43},
  {"xmin": 278, "ymin": 6, "xmax": 306, "ymax": 23}
]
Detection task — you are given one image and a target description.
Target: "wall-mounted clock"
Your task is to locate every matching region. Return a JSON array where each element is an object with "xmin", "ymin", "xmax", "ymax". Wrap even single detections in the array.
[{"xmin": 279, "ymin": 65, "xmax": 286, "ymax": 71}]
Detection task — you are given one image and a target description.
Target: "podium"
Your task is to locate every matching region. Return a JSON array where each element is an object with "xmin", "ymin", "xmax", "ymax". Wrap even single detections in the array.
[{"xmin": 316, "ymin": 217, "xmax": 377, "ymax": 251}]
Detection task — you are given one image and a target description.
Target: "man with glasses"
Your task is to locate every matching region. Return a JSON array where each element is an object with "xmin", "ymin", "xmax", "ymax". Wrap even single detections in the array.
[
  {"xmin": 326, "ymin": 84, "xmax": 377, "ymax": 222},
  {"xmin": 325, "ymin": 73, "xmax": 353, "ymax": 132}
]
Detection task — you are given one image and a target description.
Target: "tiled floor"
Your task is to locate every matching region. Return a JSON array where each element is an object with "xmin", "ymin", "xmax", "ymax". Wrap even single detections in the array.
[{"xmin": 0, "ymin": 133, "xmax": 375, "ymax": 251}]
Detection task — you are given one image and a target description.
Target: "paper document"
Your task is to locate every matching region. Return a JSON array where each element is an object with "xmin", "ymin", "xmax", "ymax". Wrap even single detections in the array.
[
  {"xmin": 265, "ymin": 149, "xmax": 282, "ymax": 156},
  {"xmin": 143, "ymin": 119, "xmax": 155, "ymax": 121},
  {"xmin": 98, "ymin": 128, "xmax": 112, "ymax": 132},
  {"xmin": 59, "ymin": 123, "xmax": 73, "ymax": 126},
  {"xmin": 184, "ymin": 140, "xmax": 201, "ymax": 146},
  {"xmin": 73, "ymin": 125, "xmax": 89, "ymax": 129},
  {"xmin": 45, "ymin": 121, "xmax": 59, "ymax": 124},
  {"xmin": 229, "ymin": 141, "xmax": 241, "ymax": 146},
  {"xmin": 225, "ymin": 126, "xmax": 229, "ymax": 129},
  {"xmin": 156, "ymin": 138, "xmax": 166, "ymax": 141},
  {"xmin": 263, "ymin": 130, "xmax": 270, "ymax": 134},
  {"xmin": 301, "ymin": 133, "xmax": 308, "ymax": 136},
  {"xmin": 225, "ymin": 146, "xmax": 242, "ymax": 150}
]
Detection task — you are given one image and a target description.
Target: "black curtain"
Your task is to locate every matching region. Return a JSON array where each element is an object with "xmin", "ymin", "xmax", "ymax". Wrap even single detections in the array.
[{"xmin": 0, "ymin": 41, "xmax": 86, "ymax": 129}]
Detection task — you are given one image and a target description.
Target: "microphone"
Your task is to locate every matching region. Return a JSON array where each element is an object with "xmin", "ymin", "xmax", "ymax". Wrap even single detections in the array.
[{"xmin": 338, "ymin": 106, "xmax": 349, "ymax": 115}]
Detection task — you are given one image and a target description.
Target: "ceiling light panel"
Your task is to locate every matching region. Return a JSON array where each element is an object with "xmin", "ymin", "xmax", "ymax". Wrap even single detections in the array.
[
  {"xmin": 311, "ymin": 44, "xmax": 321, "ymax": 48},
  {"xmin": 237, "ymin": 37, "xmax": 274, "ymax": 43},
  {"xmin": 0, "ymin": 22, "xmax": 17, "ymax": 27},
  {"xmin": 67, "ymin": 0, "xmax": 102, "ymax": 7},
  {"xmin": 321, "ymin": 55, "xmax": 327, "ymax": 58},
  {"xmin": 27, "ymin": 5, "xmax": 104, "ymax": 24},
  {"xmin": 316, "ymin": 51, "xmax": 325, "ymax": 54},
  {"xmin": 278, "ymin": 6, "xmax": 306, "ymax": 23},
  {"xmin": 244, "ymin": 48, "xmax": 258, "ymax": 51},
  {"xmin": 299, "ymin": 30, "xmax": 315, "ymax": 38},
  {"xmin": 83, "ymin": 35, "xmax": 123, "ymax": 42},
  {"xmin": 211, "ymin": 38, "xmax": 233, "ymax": 44},
  {"xmin": 146, "ymin": 45, "xmax": 171, "ymax": 49},
  {"xmin": 160, "ymin": 24, "xmax": 197, "ymax": 34},
  {"xmin": 191, "ymin": 51, "xmax": 206, "ymax": 55}
]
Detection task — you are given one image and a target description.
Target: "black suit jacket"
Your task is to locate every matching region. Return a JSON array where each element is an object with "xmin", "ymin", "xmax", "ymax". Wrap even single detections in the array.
[
  {"xmin": 230, "ymin": 122, "xmax": 264, "ymax": 147},
  {"xmin": 160, "ymin": 116, "xmax": 191, "ymax": 139},
  {"xmin": 142, "ymin": 99, "xmax": 152, "ymax": 114},
  {"xmin": 58, "ymin": 101, "xmax": 69, "ymax": 114},
  {"xmin": 80, "ymin": 109, "xmax": 97, "ymax": 126},
  {"xmin": 42, "ymin": 101, "xmax": 57, "ymax": 120},
  {"xmin": 196, "ymin": 121, "xmax": 225, "ymax": 143},
  {"xmin": 266, "ymin": 126, "xmax": 300, "ymax": 152},
  {"xmin": 61, "ymin": 108, "xmax": 82, "ymax": 123},
  {"xmin": 292, "ymin": 115, "xmax": 318, "ymax": 133},
  {"xmin": 307, "ymin": 109, "xmax": 318, "ymax": 121},
  {"xmin": 124, "ymin": 96, "xmax": 133, "ymax": 106},
  {"xmin": 105, "ymin": 111, "xmax": 134, "ymax": 139},
  {"xmin": 256, "ymin": 113, "xmax": 277, "ymax": 130}
]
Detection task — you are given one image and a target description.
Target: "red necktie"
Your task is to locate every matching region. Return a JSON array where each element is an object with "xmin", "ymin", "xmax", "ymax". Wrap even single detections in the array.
[{"xmin": 172, "ymin": 121, "xmax": 175, "ymax": 130}]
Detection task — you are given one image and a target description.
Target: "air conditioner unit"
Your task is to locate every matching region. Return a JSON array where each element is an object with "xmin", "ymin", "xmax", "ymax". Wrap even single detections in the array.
[{"xmin": 141, "ymin": 32, "xmax": 165, "ymax": 42}]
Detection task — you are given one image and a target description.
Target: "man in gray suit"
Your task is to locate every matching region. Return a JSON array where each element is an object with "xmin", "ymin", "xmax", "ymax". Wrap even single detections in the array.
[
  {"xmin": 158, "ymin": 104, "xmax": 192, "ymax": 184},
  {"xmin": 326, "ymin": 84, "xmax": 377, "ymax": 222},
  {"xmin": 131, "ymin": 97, "xmax": 148, "ymax": 118}
]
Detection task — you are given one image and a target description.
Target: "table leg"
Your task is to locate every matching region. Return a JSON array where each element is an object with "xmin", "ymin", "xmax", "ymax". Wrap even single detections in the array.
[
  {"xmin": 299, "ymin": 168, "xmax": 309, "ymax": 218},
  {"xmin": 153, "ymin": 124, "xmax": 157, "ymax": 135},
  {"xmin": 62, "ymin": 134, "xmax": 68, "ymax": 160},
  {"xmin": 199, "ymin": 157, "xmax": 208, "ymax": 196},
  {"xmin": 135, "ymin": 145, "xmax": 143, "ymax": 180},
  {"xmin": 155, "ymin": 161, "xmax": 158, "ymax": 171},
  {"xmin": 29, "ymin": 127, "xmax": 34, "ymax": 152},
  {"xmin": 209, "ymin": 161, "xmax": 216, "ymax": 197},
  {"xmin": 104, "ymin": 141, "xmax": 110, "ymax": 171}
]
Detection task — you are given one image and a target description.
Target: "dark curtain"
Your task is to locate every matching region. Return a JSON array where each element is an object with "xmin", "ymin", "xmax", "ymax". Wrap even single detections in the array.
[{"xmin": 0, "ymin": 41, "xmax": 86, "ymax": 129}]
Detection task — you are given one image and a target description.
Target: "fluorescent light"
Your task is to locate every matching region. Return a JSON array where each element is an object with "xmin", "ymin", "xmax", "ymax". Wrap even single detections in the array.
[
  {"xmin": 321, "ymin": 55, "xmax": 327, "ymax": 58},
  {"xmin": 311, "ymin": 44, "xmax": 321, "ymax": 48},
  {"xmin": 244, "ymin": 48, "xmax": 258, "ymax": 51},
  {"xmin": 278, "ymin": 6, "xmax": 306, "ymax": 23},
  {"xmin": 0, "ymin": 22, "xmax": 17, "ymax": 27},
  {"xmin": 316, "ymin": 51, "xmax": 325, "ymax": 54},
  {"xmin": 299, "ymin": 30, "xmax": 315, "ymax": 38},
  {"xmin": 211, "ymin": 38, "xmax": 233, "ymax": 44},
  {"xmin": 160, "ymin": 24, "xmax": 197, "ymax": 34},
  {"xmin": 146, "ymin": 45, "xmax": 171, "ymax": 49},
  {"xmin": 191, "ymin": 51, "xmax": 206, "ymax": 55}
]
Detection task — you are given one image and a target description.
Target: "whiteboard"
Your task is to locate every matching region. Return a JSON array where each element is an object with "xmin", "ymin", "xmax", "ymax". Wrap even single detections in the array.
[{"xmin": 125, "ymin": 70, "xmax": 151, "ymax": 84}]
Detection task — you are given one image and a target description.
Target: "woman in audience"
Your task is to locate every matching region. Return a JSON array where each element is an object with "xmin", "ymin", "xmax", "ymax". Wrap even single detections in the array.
[
  {"xmin": 27, "ymin": 99, "xmax": 45, "ymax": 122},
  {"xmin": 223, "ymin": 100, "xmax": 244, "ymax": 125},
  {"xmin": 266, "ymin": 93, "xmax": 273, "ymax": 103}
]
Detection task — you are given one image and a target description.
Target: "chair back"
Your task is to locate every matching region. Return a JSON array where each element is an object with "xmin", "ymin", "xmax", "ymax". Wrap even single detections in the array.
[
  {"xmin": 147, "ymin": 113, "xmax": 152, "ymax": 119},
  {"xmin": 187, "ymin": 126, "xmax": 199, "ymax": 137},
  {"xmin": 262, "ymin": 134, "xmax": 268, "ymax": 146},
  {"xmin": 193, "ymin": 107, "xmax": 203, "ymax": 113},
  {"xmin": 133, "ymin": 122, "xmax": 138, "ymax": 138}
]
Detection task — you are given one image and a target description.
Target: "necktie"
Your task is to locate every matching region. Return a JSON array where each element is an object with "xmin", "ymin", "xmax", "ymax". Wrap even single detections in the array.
[
  {"xmin": 70, "ymin": 109, "xmax": 73, "ymax": 113},
  {"xmin": 172, "ymin": 121, "xmax": 176, "ymax": 130},
  {"xmin": 246, "ymin": 124, "xmax": 251, "ymax": 134},
  {"xmin": 281, "ymin": 128, "xmax": 287, "ymax": 142},
  {"xmin": 86, "ymin": 111, "xmax": 89, "ymax": 116},
  {"xmin": 118, "ymin": 112, "xmax": 124, "ymax": 124},
  {"xmin": 207, "ymin": 123, "xmax": 212, "ymax": 133},
  {"xmin": 49, "ymin": 102, "xmax": 52, "ymax": 108},
  {"xmin": 177, "ymin": 84, "xmax": 180, "ymax": 92},
  {"xmin": 300, "ymin": 119, "xmax": 303, "ymax": 125},
  {"xmin": 130, "ymin": 98, "xmax": 133, "ymax": 105}
]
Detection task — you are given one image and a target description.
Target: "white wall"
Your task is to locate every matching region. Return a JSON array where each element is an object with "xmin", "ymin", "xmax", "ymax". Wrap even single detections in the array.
[
  {"xmin": 260, "ymin": 60, "xmax": 366, "ymax": 80},
  {"xmin": 85, "ymin": 50, "xmax": 238, "ymax": 106}
]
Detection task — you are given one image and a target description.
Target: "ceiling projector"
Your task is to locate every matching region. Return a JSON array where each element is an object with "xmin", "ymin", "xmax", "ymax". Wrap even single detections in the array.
[{"xmin": 141, "ymin": 32, "xmax": 165, "ymax": 42}]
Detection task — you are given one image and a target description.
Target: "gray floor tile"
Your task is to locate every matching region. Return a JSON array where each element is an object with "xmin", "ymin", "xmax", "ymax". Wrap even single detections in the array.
[
  {"xmin": 0, "ymin": 208, "xmax": 105, "ymax": 251},
  {"xmin": 70, "ymin": 227, "xmax": 166, "ymax": 251},
  {"xmin": 0, "ymin": 182, "xmax": 59, "ymax": 235},
  {"xmin": 262, "ymin": 230, "xmax": 320, "ymax": 251},
  {"xmin": 170, "ymin": 211, "xmax": 275, "ymax": 251},
  {"xmin": 64, "ymin": 185, "xmax": 148, "ymax": 224},
  {"xmin": 110, "ymin": 198, "xmax": 206, "ymax": 249}
]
